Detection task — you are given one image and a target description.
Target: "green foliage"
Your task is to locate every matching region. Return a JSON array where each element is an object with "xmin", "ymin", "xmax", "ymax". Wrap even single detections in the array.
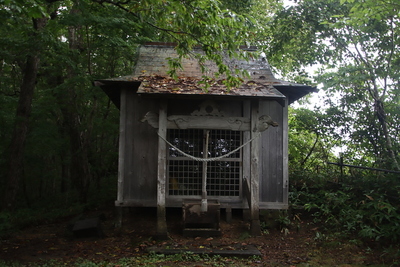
[
  {"xmin": 288, "ymin": 107, "xmax": 338, "ymax": 186},
  {"xmin": 273, "ymin": 0, "xmax": 400, "ymax": 170},
  {"xmin": 260, "ymin": 210, "xmax": 293, "ymax": 235},
  {"xmin": 291, "ymin": 173, "xmax": 400, "ymax": 244},
  {"xmin": 0, "ymin": 260, "xmax": 21, "ymax": 267}
]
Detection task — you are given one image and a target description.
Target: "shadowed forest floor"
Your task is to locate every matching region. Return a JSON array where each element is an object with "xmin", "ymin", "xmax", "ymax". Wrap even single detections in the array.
[{"xmin": 0, "ymin": 205, "xmax": 397, "ymax": 266}]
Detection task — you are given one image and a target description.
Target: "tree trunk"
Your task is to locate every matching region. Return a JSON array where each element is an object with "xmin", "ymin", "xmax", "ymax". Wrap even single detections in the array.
[
  {"xmin": 374, "ymin": 99, "xmax": 400, "ymax": 171},
  {"xmin": 300, "ymin": 131, "xmax": 319, "ymax": 168},
  {"xmin": 60, "ymin": 4, "xmax": 92, "ymax": 203},
  {"xmin": 2, "ymin": 18, "xmax": 47, "ymax": 210}
]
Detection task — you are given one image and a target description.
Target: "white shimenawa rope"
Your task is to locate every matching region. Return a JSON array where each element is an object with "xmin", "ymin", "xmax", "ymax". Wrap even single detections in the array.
[{"xmin": 157, "ymin": 131, "xmax": 261, "ymax": 162}]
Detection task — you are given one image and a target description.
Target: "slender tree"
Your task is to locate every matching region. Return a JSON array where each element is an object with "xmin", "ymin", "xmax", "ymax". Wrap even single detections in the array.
[
  {"xmin": 2, "ymin": 15, "xmax": 48, "ymax": 210},
  {"xmin": 268, "ymin": 0, "xmax": 400, "ymax": 170}
]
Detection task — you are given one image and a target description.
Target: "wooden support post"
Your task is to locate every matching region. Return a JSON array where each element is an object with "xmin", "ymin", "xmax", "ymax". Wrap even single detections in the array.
[
  {"xmin": 242, "ymin": 101, "xmax": 251, "ymax": 222},
  {"xmin": 115, "ymin": 206, "xmax": 123, "ymax": 229},
  {"xmin": 250, "ymin": 100, "xmax": 261, "ymax": 236},
  {"xmin": 116, "ymin": 88, "xmax": 127, "ymax": 227},
  {"xmin": 225, "ymin": 206, "xmax": 232, "ymax": 224},
  {"xmin": 156, "ymin": 100, "xmax": 168, "ymax": 240},
  {"xmin": 282, "ymin": 98, "xmax": 289, "ymax": 208},
  {"xmin": 201, "ymin": 130, "xmax": 210, "ymax": 212}
]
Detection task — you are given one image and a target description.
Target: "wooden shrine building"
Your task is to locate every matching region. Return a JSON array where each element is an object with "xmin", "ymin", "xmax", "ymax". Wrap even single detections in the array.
[{"xmin": 95, "ymin": 43, "xmax": 316, "ymax": 237}]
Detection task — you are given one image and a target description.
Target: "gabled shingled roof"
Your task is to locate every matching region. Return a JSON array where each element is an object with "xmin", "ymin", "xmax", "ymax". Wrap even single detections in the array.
[{"xmin": 95, "ymin": 43, "xmax": 317, "ymax": 108}]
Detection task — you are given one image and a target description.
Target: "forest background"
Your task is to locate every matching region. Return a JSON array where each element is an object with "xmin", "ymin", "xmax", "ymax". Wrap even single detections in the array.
[{"xmin": 0, "ymin": 0, "xmax": 399, "ymax": 260}]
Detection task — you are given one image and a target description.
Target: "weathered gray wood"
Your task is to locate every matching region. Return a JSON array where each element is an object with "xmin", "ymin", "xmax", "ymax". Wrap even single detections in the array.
[
  {"xmin": 282, "ymin": 99, "xmax": 289, "ymax": 206},
  {"xmin": 250, "ymin": 100, "xmax": 261, "ymax": 236},
  {"xmin": 259, "ymin": 202, "xmax": 288, "ymax": 209},
  {"xmin": 123, "ymin": 88, "xmax": 135, "ymax": 202},
  {"xmin": 201, "ymin": 130, "xmax": 209, "ymax": 211},
  {"xmin": 242, "ymin": 100, "xmax": 251, "ymax": 203},
  {"xmin": 225, "ymin": 206, "xmax": 232, "ymax": 223},
  {"xmin": 156, "ymin": 100, "xmax": 168, "ymax": 239},
  {"xmin": 131, "ymin": 97, "xmax": 158, "ymax": 201},
  {"xmin": 182, "ymin": 199, "xmax": 221, "ymax": 237},
  {"xmin": 141, "ymin": 111, "xmax": 251, "ymax": 131},
  {"xmin": 259, "ymin": 100, "xmax": 286, "ymax": 204},
  {"xmin": 264, "ymin": 101, "xmax": 279, "ymax": 202},
  {"xmin": 115, "ymin": 206, "xmax": 123, "ymax": 229},
  {"xmin": 242, "ymin": 178, "xmax": 251, "ymax": 208},
  {"xmin": 116, "ymin": 88, "xmax": 127, "ymax": 205},
  {"xmin": 169, "ymin": 115, "xmax": 251, "ymax": 130},
  {"xmin": 168, "ymin": 99, "xmax": 243, "ymax": 117},
  {"xmin": 122, "ymin": 93, "xmax": 159, "ymax": 205},
  {"xmin": 120, "ymin": 97, "xmax": 288, "ymax": 211}
]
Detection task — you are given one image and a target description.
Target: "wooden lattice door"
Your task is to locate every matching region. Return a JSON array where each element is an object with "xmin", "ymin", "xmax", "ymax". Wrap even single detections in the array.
[{"xmin": 167, "ymin": 129, "xmax": 242, "ymax": 200}]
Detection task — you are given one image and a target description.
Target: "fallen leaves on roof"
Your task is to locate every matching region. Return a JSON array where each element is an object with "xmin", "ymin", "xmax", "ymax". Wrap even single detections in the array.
[{"xmin": 136, "ymin": 75, "xmax": 285, "ymax": 98}]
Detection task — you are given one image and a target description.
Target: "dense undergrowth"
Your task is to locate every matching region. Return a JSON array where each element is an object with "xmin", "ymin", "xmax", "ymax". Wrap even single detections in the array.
[{"xmin": 289, "ymin": 170, "xmax": 400, "ymax": 263}]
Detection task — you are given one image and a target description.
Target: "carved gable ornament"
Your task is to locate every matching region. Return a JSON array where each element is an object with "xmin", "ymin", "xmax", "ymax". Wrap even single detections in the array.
[
  {"xmin": 191, "ymin": 101, "xmax": 225, "ymax": 117},
  {"xmin": 141, "ymin": 101, "xmax": 278, "ymax": 132}
]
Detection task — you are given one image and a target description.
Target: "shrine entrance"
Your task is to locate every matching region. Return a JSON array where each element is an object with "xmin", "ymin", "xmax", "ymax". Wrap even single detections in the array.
[{"xmin": 167, "ymin": 129, "xmax": 243, "ymax": 201}]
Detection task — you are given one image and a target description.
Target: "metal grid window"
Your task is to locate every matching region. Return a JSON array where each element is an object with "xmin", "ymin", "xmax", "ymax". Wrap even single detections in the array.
[{"xmin": 167, "ymin": 129, "xmax": 242, "ymax": 197}]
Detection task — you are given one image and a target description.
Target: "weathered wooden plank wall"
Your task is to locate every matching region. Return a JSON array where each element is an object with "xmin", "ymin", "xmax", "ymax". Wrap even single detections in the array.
[
  {"xmin": 259, "ymin": 100, "xmax": 287, "ymax": 208},
  {"xmin": 119, "ymin": 89, "xmax": 159, "ymax": 206},
  {"xmin": 168, "ymin": 99, "xmax": 243, "ymax": 117},
  {"xmin": 119, "ymin": 94, "xmax": 288, "ymax": 209}
]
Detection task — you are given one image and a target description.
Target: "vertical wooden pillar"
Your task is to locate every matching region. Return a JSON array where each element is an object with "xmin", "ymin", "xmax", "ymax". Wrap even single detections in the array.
[
  {"xmin": 117, "ymin": 89, "xmax": 127, "ymax": 206},
  {"xmin": 242, "ymin": 100, "xmax": 251, "ymax": 222},
  {"xmin": 115, "ymin": 88, "xmax": 127, "ymax": 228},
  {"xmin": 250, "ymin": 100, "xmax": 261, "ymax": 236},
  {"xmin": 282, "ymin": 98, "xmax": 289, "ymax": 207},
  {"xmin": 156, "ymin": 100, "xmax": 168, "ymax": 239}
]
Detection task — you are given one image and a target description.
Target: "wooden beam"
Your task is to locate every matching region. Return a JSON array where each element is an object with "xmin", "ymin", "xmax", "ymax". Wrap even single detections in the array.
[
  {"xmin": 156, "ymin": 100, "xmax": 168, "ymax": 239},
  {"xmin": 250, "ymin": 100, "xmax": 261, "ymax": 236},
  {"xmin": 114, "ymin": 193, "xmax": 288, "ymax": 210},
  {"xmin": 141, "ymin": 112, "xmax": 251, "ymax": 131},
  {"xmin": 168, "ymin": 115, "xmax": 250, "ymax": 130}
]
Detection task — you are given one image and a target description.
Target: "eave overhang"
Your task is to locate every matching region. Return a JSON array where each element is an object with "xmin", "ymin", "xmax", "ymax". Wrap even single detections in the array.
[{"xmin": 95, "ymin": 43, "xmax": 317, "ymax": 108}]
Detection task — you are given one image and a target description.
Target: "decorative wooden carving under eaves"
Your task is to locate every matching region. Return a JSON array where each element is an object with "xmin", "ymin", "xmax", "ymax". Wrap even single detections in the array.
[
  {"xmin": 191, "ymin": 100, "xmax": 225, "ymax": 117},
  {"xmin": 141, "ymin": 112, "xmax": 278, "ymax": 132},
  {"xmin": 253, "ymin": 115, "xmax": 279, "ymax": 132},
  {"xmin": 141, "ymin": 111, "xmax": 250, "ymax": 131},
  {"xmin": 140, "ymin": 101, "xmax": 278, "ymax": 132},
  {"xmin": 167, "ymin": 115, "xmax": 250, "ymax": 131}
]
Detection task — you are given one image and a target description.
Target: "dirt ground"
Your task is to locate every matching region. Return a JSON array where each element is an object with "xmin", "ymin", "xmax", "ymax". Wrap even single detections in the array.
[{"xmin": 0, "ymin": 206, "xmax": 394, "ymax": 266}]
